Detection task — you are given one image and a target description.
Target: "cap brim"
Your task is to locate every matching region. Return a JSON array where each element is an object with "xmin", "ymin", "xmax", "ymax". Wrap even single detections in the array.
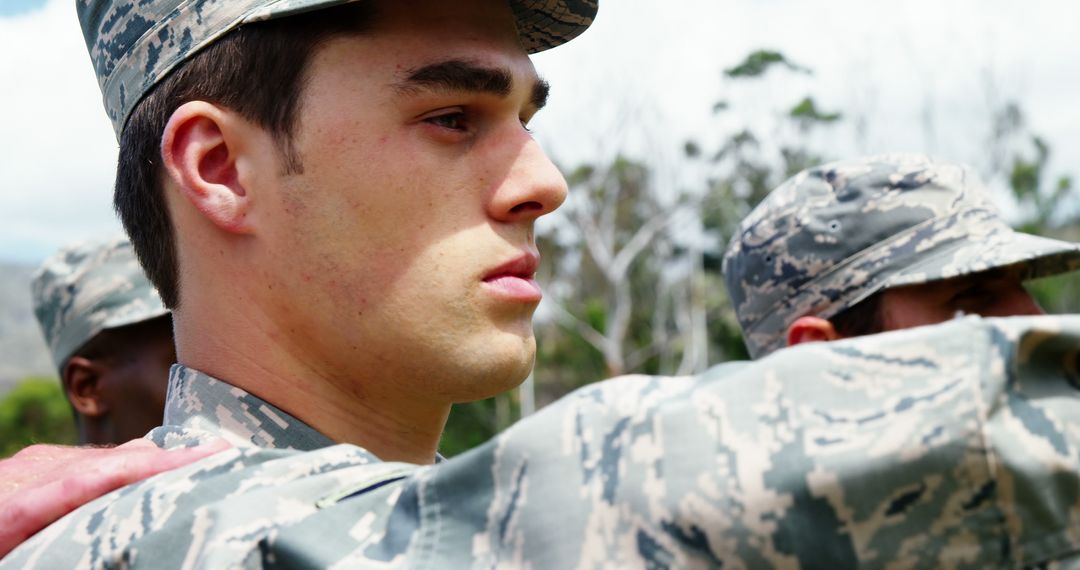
[
  {"xmin": 886, "ymin": 229, "xmax": 1080, "ymax": 289},
  {"xmin": 244, "ymin": 0, "xmax": 597, "ymax": 54}
]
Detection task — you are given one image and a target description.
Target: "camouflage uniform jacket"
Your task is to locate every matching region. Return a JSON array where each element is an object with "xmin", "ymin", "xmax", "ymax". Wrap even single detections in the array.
[{"xmin": 6, "ymin": 314, "xmax": 1080, "ymax": 568}]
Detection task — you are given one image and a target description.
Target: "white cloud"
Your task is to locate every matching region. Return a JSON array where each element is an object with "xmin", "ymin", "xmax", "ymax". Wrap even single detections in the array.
[{"xmin": 0, "ymin": 0, "xmax": 120, "ymax": 263}]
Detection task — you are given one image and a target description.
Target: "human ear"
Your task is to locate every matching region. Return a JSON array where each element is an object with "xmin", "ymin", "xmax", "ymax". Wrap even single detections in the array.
[
  {"xmin": 786, "ymin": 316, "xmax": 842, "ymax": 347},
  {"xmin": 61, "ymin": 357, "xmax": 108, "ymax": 418},
  {"xmin": 160, "ymin": 101, "xmax": 255, "ymax": 234}
]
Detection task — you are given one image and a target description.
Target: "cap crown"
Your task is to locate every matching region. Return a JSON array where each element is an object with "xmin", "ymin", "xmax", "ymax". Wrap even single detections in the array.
[
  {"xmin": 77, "ymin": 0, "xmax": 598, "ymax": 137},
  {"xmin": 31, "ymin": 236, "xmax": 169, "ymax": 367}
]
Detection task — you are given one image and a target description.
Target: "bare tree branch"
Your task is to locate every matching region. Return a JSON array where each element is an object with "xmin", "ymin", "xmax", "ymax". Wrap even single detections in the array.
[
  {"xmin": 611, "ymin": 208, "xmax": 681, "ymax": 280},
  {"xmin": 570, "ymin": 201, "xmax": 615, "ymax": 278},
  {"xmin": 598, "ymin": 164, "xmax": 622, "ymax": 246},
  {"xmin": 604, "ymin": 281, "xmax": 632, "ymax": 375},
  {"xmin": 549, "ymin": 300, "xmax": 611, "ymax": 355}
]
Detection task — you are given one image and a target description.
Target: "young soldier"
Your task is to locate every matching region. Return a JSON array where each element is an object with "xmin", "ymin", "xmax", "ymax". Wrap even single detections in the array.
[
  {"xmin": 723, "ymin": 153, "xmax": 1080, "ymax": 358},
  {"xmin": 7, "ymin": 5, "xmax": 1080, "ymax": 569},
  {"xmin": 31, "ymin": 237, "xmax": 175, "ymax": 445}
]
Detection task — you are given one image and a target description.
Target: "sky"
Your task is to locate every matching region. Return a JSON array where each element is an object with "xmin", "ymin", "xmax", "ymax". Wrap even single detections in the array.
[
  {"xmin": 0, "ymin": 0, "xmax": 1078, "ymax": 264},
  {"xmin": 0, "ymin": 0, "xmax": 46, "ymax": 17}
]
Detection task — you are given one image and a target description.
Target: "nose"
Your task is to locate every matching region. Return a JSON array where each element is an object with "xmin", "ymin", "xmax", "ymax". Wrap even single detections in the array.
[{"xmin": 487, "ymin": 135, "xmax": 568, "ymax": 224}]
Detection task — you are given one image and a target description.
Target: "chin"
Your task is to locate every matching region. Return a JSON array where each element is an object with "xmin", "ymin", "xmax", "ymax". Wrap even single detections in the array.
[{"xmin": 451, "ymin": 333, "xmax": 536, "ymax": 402}]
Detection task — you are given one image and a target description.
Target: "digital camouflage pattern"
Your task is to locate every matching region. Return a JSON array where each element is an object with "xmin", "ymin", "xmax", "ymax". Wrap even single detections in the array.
[
  {"xmin": 7, "ymin": 314, "xmax": 1080, "ymax": 568},
  {"xmin": 31, "ymin": 236, "xmax": 169, "ymax": 368},
  {"xmin": 76, "ymin": 0, "xmax": 599, "ymax": 137},
  {"xmin": 722, "ymin": 153, "xmax": 1080, "ymax": 358}
]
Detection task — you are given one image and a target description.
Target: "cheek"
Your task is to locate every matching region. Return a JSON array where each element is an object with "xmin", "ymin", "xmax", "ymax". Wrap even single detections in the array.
[
  {"xmin": 295, "ymin": 184, "xmax": 480, "ymax": 287},
  {"xmin": 276, "ymin": 139, "xmax": 490, "ymax": 308}
]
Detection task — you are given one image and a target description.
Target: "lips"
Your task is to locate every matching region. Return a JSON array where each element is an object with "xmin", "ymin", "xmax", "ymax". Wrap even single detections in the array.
[
  {"xmin": 484, "ymin": 252, "xmax": 539, "ymax": 281},
  {"xmin": 482, "ymin": 252, "xmax": 542, "ymax": 302}
]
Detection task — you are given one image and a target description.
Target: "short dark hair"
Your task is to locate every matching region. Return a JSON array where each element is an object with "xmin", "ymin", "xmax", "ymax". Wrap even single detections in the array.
[
  {"xmin": 115, "ymin": 5, "xmax": 376, "ymax": 308},
  {"xmin": 829, "ymin": 290, "xmax": 885, "ymax": 338}
]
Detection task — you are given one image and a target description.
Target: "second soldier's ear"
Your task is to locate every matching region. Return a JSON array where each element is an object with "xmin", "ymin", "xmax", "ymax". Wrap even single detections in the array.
[
  {"xmin": 160, "ymin": 101, "xmax": 258, "ymax": 235},
  {"xmin": 786, "ymin": 316, "xmax": 843, "ymax": 347},
  {"xmin": 62, "ymin": 356, "xmax": 109, "ymax": 418}
]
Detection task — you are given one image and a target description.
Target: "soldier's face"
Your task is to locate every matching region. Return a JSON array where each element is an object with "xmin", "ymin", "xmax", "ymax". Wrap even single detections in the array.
[
  {"xmin": 879, "ymin": 268, "xmax": 1043, "ymax": 331},
  {"xmin": 251, "ymin": 0, "xmax": 567, "ymax": 401}
]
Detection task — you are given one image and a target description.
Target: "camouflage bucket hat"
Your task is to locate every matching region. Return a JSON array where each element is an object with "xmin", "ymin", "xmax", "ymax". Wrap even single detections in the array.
[
  {"xmin": 722, "ymin": 153, "xmax": 1080, "ymax": 358},
  {"xmin": 31, "ymin": 236, "xmax": 169, "ymax": 368},
  {"xmin": 77, "ymin": 0, "xmax": 599, "ymax": 138}
]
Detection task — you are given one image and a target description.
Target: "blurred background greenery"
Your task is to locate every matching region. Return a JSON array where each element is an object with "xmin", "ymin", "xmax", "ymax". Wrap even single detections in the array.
[{"xmin": 0, "ymin": 377, "xmax": 76, "ymax": 456}]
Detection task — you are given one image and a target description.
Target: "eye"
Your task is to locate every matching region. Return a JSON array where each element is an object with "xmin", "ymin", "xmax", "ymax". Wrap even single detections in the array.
[
  {"xmin": 520, "ymin": 118, "xmax": 534, "ymax": 134},
  {"xmin": 425, "ymin": 111, "xmax": 468, "ymax": 131}
]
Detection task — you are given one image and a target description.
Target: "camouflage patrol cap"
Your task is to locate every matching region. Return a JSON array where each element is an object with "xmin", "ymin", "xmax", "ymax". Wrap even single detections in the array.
[
  {"xmin": 723, "ymin": 153, "xmax": 1080, "ymax": 358},
  {"xmin": 77, "ymin": 0, "xmax": 599, "ymax": 138},
  {"xmin": 31, "ymin": 236, "xmax": 170, "ymax": 369}
]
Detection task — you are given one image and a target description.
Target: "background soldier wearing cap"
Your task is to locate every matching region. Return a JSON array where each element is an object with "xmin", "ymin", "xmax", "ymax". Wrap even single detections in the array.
[
  {"xmin": 31, "ymin": 237, "xmax": 174, "ymax": 445},
  {"xmin": 723, "ymin": 153, "xmax": 1080, "ymax": 358},
  {"xmin": 11, "ymin": 2, "xmax": 1080, "ymax": 568}
]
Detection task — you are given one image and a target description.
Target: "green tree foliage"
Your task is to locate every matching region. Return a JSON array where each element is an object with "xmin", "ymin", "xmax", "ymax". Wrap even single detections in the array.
[
  {"xmin": 724, "ymin": 50, "xmax": 810, "ymax": 78},
  {"xmin": 789, "ymin": 97, "xmax": 842, "ymax": 129},
  {"xmin": 991, "ymin": 108, "xmax": 1080, "ymax": 314},
  {"xmin": 441, "ymin": 397, "xmax": 501, "ymax": 457},
  {"xmin": 0, "ymin": 377, "xmax": 76, "ymax": 457}
]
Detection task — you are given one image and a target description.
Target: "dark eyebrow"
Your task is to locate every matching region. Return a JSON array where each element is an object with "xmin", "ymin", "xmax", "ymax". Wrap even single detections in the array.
[
  {"xmin": 531, "ymin": 78, "xmax": 550, "ymax": 111},
  {"xmin": 395, "ymin": 59, "xmax": 550, "ymax": 110}
]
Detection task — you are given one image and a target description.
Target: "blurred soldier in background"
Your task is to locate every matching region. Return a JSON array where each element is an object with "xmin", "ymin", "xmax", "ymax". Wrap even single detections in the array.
[
  {"xmin": 723, "ymin": 153, "xmax": 1080, "ymax": 358},
  {"xmin": 31, "ymin": 236, "xmax": 173, "ymax": 445}
]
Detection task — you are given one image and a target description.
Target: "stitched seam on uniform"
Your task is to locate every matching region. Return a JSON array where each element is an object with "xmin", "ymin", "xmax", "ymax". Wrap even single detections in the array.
[
  {"xmin": 428, "ymin": 471, "xmax": 443, "ymax": 570},
  {"xmin": 314, "ymin": 465, "xmax": 413, "ymax": 508},
  {"xmin": 413, "ymin": 471, "xmax": 440, "ymax": 570},
  {"xmin": 968, "ymin": 321, "xmax": 1009, "ymax": 565}
]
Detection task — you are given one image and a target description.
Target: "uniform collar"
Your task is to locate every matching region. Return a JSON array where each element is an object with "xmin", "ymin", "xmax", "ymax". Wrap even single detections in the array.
[{"xmin": 162, "ymin": 364, "xmax": 336, "ymax": 451}]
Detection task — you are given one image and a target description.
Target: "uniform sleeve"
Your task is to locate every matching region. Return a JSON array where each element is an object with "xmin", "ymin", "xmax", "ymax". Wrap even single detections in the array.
[{"xmin": 408, "ymin": 314, "xmax": 1080, "ymax": 569}]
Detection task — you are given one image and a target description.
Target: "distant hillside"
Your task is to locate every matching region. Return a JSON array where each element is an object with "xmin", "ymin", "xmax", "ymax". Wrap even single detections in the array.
[{"xmin": 0, "ymin": 262, "xmax": 54, "ymax": 393}]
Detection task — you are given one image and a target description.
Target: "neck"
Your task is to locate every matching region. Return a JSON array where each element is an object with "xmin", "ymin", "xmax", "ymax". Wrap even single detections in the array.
[
  {"xmin": 79, "ymin": 423, "xmax": 108, "ymax": 447},
  {"xmin": 172, "ymin": 298, "xmax": 450, "ymax": 465}
]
